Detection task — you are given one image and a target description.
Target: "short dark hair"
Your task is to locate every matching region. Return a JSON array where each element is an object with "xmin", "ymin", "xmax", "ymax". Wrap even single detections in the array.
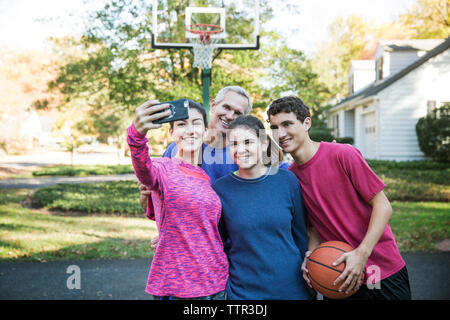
[
  {"xmin": 170, "ymin": 100, "xmax": 207, "ymax": 129},
  {"xmin": 267, "ymin": 96, "xmax": 311, "ymax": 124}
]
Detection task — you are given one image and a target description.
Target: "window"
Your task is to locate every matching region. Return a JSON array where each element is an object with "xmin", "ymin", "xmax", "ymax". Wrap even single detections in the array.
[{"xmin": 376, "ymin": 56, "xmax": 383, "ymax": 81}]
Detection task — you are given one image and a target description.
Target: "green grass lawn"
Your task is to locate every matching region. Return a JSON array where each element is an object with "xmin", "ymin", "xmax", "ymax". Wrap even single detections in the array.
[
  {"xmin": 0, "ymin": 160, "xmax": 448, "ymax": 262},
  {"xmin": 0, "ymin": 188, "xmax": 448, "ymax": 262},
  {"xmin": 0, "ymin": 189, "xmax": 157, "ymax": 262},
  {"xmin": 32, "ymin": 181, "xmax": 142, "ymax": 215},
  {"xmin": 390, "ymin": 202, "xmax": 449, "ymax": 252},
  {"xmin": 368, "ymin": 160, "xmax": 449, "ymax": 202},
  {"xmin": 32, "ymin": 164, "xmax": 135, "ymax": 177}
]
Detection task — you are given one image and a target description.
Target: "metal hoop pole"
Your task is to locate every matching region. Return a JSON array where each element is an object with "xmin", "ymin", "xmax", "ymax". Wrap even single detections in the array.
[{"xmin": 201, "ymin": 68, "xmax": 212, "ymax": 120}]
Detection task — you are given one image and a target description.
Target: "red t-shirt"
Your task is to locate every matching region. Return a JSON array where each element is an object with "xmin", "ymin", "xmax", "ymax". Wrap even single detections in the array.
[{"xmin": 289, "ymin": 142, "xmax": 405, "ymax": 281}]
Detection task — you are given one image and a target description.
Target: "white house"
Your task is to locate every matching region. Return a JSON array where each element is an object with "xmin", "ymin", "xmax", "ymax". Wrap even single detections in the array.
[{"xmin": 328, "ymin": 38, "xmax": 450, "ymax": 161}]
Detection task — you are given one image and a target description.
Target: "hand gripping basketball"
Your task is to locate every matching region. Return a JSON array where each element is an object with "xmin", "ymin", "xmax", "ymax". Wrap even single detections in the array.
[{"xmin": 306, "ymin": 241, "xmax": 365, "ymax": 299}]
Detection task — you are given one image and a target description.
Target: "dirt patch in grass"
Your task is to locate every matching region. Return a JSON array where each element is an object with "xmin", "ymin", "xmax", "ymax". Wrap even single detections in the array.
[
  {"xmin": 0, "ymin": 166, "xmax": 35, "ymax": 179},
  {"xmin": 435, "ymin": 239, "xmax": 450, "ymax": 252}
]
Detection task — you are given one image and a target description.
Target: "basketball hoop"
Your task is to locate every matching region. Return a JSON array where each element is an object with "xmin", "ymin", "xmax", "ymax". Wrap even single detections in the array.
[{"xmin": 185, "ymin": 23, "xmax": 223, "ymax": 69}]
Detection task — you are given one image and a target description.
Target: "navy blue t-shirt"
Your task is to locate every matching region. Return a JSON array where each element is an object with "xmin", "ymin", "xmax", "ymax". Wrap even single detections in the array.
[
  {"xmin": 162, "ymin": 142, "xmax": 289, "ymax": 184},
  {"xmin": 212, "ymin": 167, "xmax": 312, "ymax": 300}
]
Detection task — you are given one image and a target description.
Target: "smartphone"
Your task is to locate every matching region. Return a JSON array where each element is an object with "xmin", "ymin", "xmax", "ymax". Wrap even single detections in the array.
[{"xmin": 152, "ymin": 99, "xmax": 190, "ymax": 124}]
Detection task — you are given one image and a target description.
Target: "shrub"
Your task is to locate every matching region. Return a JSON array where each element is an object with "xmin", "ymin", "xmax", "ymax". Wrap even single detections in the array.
[
  {"xmin": 416, "ymin": 104, "xmax": 450, "ymax": 162},
  {"xmin": 309, "ymin": 128, "xmax": 354, "ymax": 144},
  {"xmin": 309, "ymin": 128, "xmax": 334, "ymax": 142},
  {"xmin": 368, "ymin": 160, "xmax": 449, "ymax": 202},
  {"xmin": 32, "ymin": 181, "xmax": 142, "ymax": 215},
  {"xmin": 335, "ymin": 137, "xmax": 354, "ymax": 144}
]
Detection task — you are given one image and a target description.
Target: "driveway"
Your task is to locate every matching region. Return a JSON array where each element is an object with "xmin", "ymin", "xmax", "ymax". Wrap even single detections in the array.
[{"xmin": 0, "ymin": 253, "xmax": 449, "ymax": 300}]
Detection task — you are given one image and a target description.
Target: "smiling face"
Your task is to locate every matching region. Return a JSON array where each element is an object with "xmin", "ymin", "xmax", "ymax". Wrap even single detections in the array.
[
  {"xmin": 228, "ymin": 127, "xmax": 268, "ymax": 170},
  {"xmin": 269, "ymin": 111, "xmax": 311, "ymax": 154},
  {"xmin": 170, "ymin": 108, "xmax": 205, "ymax": 155},
  {"xmin": 210, "ymin": 91, "xmax": 249, "ymax": 136}
]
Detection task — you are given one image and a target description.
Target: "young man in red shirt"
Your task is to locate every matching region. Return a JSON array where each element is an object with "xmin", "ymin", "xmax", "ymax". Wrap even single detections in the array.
[{"xmin": 267, "ymin": 96, "xmax": 411, "ymax": 300}]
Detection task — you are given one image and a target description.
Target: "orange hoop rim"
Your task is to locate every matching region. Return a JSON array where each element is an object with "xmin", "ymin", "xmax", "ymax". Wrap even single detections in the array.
[{"xmin": 185, "ymin": 23, "xmax": 224, "ymax": 37}]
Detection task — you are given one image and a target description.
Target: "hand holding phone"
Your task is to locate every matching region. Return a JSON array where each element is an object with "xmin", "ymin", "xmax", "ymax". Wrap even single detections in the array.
[
  {"xmin": 152, "ymin": 99, "xmax": 189, "ymax": 124},
  {"xmin": 133, "ymin": 99, "xmax": 189, "ymax": 135}
]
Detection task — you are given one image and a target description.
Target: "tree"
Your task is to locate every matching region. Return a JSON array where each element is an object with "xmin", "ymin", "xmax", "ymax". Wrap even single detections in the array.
[
  {"xmin": 400, "ymin": 0, "xmax": 450, "ymax": 38},
  {"xmin": 0, "ymin": 48, "xmax": 62, "ymax": 154},
  {"xmin": 312, "ymin": 0, "xmax": 449, "ymax": 102},
  {"xmin": 311, "ymin": 15, "xmax": 414, "ymax": 101},
  {"xmin": 38, "ymin": 0, "xmax": 333, "ymax": 162},
  {"xmin": 261, "ymin": 41, "xmax": 330, "ymax": 127},
  {"xmin": 44, "ymin": 0, "xmax": 277, "ymax": 157}
]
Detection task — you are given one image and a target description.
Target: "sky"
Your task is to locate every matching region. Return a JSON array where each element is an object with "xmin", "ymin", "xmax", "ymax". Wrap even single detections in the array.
[{"xmin": 0, "ymin": 0, "xmax": 417, "ymax": 55}]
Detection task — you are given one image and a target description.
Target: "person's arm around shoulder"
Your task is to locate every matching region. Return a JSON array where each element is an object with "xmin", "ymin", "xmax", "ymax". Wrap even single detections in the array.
[
  {"xmin": 138, "ymin": 182, "xmax": 151, "ymax": 210},
  {"xmin": 138, "ymin": 181, "xmax": 159, "ymax": 249}
]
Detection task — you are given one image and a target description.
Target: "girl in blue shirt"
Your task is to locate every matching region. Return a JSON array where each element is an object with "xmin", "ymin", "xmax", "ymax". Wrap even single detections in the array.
[{"xmin": 212, "ymin": 115, "xmax": 312, "ymax": 300}]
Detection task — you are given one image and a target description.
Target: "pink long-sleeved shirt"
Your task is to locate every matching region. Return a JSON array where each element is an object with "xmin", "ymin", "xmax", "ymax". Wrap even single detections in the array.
[{"xmin": 127, "ymin": 124, "xmax": 228, "ymax": 298}]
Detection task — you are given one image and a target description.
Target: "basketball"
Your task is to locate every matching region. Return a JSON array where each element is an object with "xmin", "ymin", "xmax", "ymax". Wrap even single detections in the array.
[{"xmin": 307, "ymin": 241, "xmax": 364, "ymax": 299}]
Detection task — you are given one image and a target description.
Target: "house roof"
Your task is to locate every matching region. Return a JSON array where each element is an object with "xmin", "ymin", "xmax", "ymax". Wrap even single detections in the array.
[
  {"xmin": 379, "ymin": 39, "xmax": 445, "ymax": 52},
  {"xmin": 332, "ymin": 37, "xmax": 450, "ymax": 110}
]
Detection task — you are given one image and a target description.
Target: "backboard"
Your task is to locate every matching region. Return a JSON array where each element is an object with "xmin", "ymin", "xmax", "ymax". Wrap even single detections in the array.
[{"xmin": 151, "ymin": 0, "xmax": 260, "ymax": 50}]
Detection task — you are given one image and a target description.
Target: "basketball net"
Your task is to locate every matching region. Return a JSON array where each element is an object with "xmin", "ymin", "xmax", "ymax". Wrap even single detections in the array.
[
  {"xmin": 186, "ymin": 24, "xmax": 223, "ymax": 69},
  {"xmin": 192, "ymin": 37, "xmax": 218, "ymax": 69}
]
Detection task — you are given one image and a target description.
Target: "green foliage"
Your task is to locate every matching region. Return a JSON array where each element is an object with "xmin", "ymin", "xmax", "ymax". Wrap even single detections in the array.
[
  {"xmin": 367, "ymin": 159, "xmax": 450, "ymax": 171},
  {"xmin": 32, "ymin": 165, "xmax": 134, "ymax": 177},
  {"xmin": 0, "ymin": 188, "xmax": 156, "ymax": 262},
  {"xmin": 335, "ymin": 137, "xmax": 354, "ymax": 144},
  {"xmin": 400, "ymin": 0, "xmax": 450, "ymax": 39},
  {"xmin": 261, "ymin": 43, "xmax": 330, "ymax": 125},
  {"xmin": 309, "ymin": 128, "xmax": 354, "ymax": 144},
  {"xmin": 44, "ymin": 0, "xmax": 328, "ymax": 152},
  {"xmin": 312, "ymin": 0, "xmax": 449, "ymax": 100},
  {"xmin": 309, "ymin": 128, "xmax": 334, "ymax": 142},
  {"xmin": 415, "ymin": 104, "xmax": 450, "ymax": 162},
  {"xmin": 59, "ymin": 135, "xmax": 84, "ymax": 152},
  {"xmin": 368, "ymin": 160, "xmax": 449, "ymax": 202},
  {"xmin": 33, "ymin": 181, "xmax": 142, "ymax": 215},
  {"xmin": 30, "ymin": 160, "xmax": 449, "ymax": 219}
]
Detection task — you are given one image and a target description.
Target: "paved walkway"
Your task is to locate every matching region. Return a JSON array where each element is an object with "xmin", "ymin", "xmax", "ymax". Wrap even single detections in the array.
[
  {"xmin": 0, "ymin": 253, "xmax": 449, "ymax": 300},
  {"xmin": 0, "ymin": 174, "xmax": 137, "ymax": 189}
]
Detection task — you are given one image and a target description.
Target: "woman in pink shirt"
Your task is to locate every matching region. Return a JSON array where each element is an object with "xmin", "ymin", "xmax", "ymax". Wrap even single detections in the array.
[{"xmin": 127, "ymin": 99, "xmax": 228, "ymax": 300}]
